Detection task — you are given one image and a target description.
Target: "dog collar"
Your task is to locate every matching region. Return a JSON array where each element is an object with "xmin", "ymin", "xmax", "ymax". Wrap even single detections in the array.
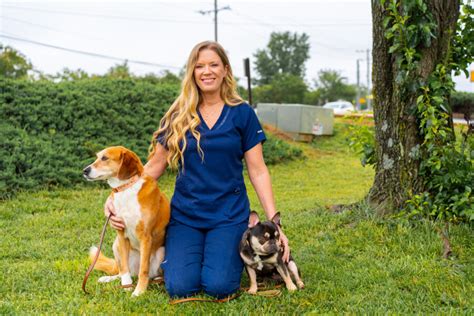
[{"xmin": 112, "ymin": 175, "xmax": 141, "ymax": 193}]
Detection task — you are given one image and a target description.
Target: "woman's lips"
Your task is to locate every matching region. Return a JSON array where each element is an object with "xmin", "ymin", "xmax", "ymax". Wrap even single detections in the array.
[{"xmin": 201, "ymin": 78, "xmax": 215, "ymax": 84}]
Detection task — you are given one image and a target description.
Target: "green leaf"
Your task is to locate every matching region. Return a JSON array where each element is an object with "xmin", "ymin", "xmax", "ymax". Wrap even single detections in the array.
[
  {"xmin": 389, "ymin": 44, "xmax": 400, "ymax": 54},
  {"xmin": 432, "ymin": 96, "xmax": 443, "ymax": 104}
]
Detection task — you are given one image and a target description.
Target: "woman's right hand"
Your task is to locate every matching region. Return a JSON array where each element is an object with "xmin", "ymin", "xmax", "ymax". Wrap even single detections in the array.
[{"xmin": 104, "ymin": 195, "xmax": 125, "ymax": 231}]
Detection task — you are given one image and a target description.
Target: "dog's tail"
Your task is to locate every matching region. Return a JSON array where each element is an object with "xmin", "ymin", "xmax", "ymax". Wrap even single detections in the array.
[{"xmin": 89, "ymin": 246, "xmax": 119, "ymax": 275}]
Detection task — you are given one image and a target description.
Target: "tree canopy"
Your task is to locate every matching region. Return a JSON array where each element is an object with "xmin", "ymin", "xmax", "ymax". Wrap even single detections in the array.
[
  {"xmin": 253, "ymin": 31, "xmax": 310, "ymax": 85},
  {"xmin": 253, "ymin": 73, "xmax": 308, "ymax": 104},
  {"xmin": 0, "ymin": 44, "xmax": 32, "ymax": 79},
  {"xmin": 314, "ymin": 70, "xmax": 357, "ymax": 103}
]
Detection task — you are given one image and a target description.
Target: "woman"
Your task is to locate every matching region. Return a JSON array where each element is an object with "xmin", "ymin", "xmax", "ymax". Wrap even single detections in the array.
[{"xmin": 104, "ymin": 41, "xmax": 290, "ymax": 298}]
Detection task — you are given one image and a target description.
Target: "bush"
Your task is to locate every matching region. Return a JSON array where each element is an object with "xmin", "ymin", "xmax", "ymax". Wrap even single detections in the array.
[
  {"xmin": 0, "ymin": 78, "xmax": 179, "ymax": 199},
  {"xmin": 0, "ymin": 78, "xmax": 303, "ymax": 199},
  {"xmin": 451, "ymin": 91, "xmax": 474, "ymax": 116},
  {"xmin": 253, "ymin": 73, "xmax": 308, "ymax": 104},
  {"xmin": 303, "ymin": 89, "xmax": 322, "ymax": 105},
  {"xmin": 263, "ymin": 134, "xmax": 304, "ymax": 165}
]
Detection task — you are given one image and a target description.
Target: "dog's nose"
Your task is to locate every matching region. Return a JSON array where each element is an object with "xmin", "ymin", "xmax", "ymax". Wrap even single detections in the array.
[
  {"xmin": 83, "ymin": 166, "xmax": 91, "ymax": 176},
  {"xmin": 268, "ymin": 243, "xmax": 279, "ymax": 254}
]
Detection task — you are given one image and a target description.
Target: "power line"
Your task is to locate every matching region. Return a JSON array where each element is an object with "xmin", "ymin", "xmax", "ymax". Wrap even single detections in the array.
[
  {"xmin": 2, "ymin": 4, "xmax": 370, "ymax": 28},
  {"xmin": 1, "ymin": 15, "xmax": 353, "ymax": 55},
  {"xmin": 0, "ymin": 16, "xmax": 105, "ymax": 41},
  {"xmin": 225, "ymin": 9, "xmax": 370, "ymax": 28},
  {"xmin": 231, "ymin": 10, "xmax": 278, "ymax": 29},
  {"xmin": 0, "ymin": 34, "xmax": 181, "ymax": 70},
  {"xmin": 2, "ymin": 5, "xmax": 208, "ymax": 25},
  {"xmin": 229, "ymin": 11, "xmax": 355, "ymax": 52}
]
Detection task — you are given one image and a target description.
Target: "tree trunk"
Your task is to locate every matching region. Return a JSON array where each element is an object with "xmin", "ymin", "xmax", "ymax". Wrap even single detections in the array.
[{"xmin": 369, "ymin": 0, "xmax": 460, "ymax": 214}]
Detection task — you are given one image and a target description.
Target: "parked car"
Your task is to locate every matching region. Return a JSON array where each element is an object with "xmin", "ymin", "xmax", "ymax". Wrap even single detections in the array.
[{"xmin": 322, "ymin": 101, "xmax": 355, "ymax": 115}]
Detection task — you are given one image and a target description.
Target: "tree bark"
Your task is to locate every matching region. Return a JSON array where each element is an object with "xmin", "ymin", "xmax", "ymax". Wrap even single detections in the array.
[{"xmin": 369, "ymin": 0, "xmax": 460, "ymax": 214}]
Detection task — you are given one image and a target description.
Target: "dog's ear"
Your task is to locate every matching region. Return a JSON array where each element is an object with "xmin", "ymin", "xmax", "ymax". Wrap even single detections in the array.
[
  {"xmin": 118, "ymin": 149, "xmax": 143, "ymax": 180},
  {"xmin": 248, "ymin": 211, "xmax": 260, "ymax": 228},
  {"xmin": 271, "ymin": 212, "xmax": 281, "ymax": 227}
]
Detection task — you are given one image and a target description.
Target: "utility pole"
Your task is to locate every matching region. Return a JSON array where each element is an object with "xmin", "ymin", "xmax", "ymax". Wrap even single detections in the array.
[
  {"xmin": 366, "ymin": 48, "xmax": 371, "ymax": 110},
  {"xmin": 356, "ymin": 58, "xmax": 362, "ymax": 110},
  {"xmin": 356, "ymin": 48, "xmax": 372, "ymax": 110},
  {"xmin": 244, "ymin": 58, "xmax": 253, "ymax": 106},
  {"xmin": 198, "ymin": 0, "xmax": 230, "ymax": 42},
  {"xmin": 214, "ymin": 0, "xmax": 218, "ymax": 42}
]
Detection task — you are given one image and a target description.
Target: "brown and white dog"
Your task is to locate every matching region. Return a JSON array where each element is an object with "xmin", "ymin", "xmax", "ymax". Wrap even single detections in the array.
[{"xmin": 83, "ymin": 146, "xmax": 170, "ymax": 297}]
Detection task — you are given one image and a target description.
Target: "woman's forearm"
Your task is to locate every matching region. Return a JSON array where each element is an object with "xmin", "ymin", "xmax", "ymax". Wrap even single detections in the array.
[
  {"xmin": 144, "ymin": 160, "xmax": 167, "ymax": 180},
  {"xmin": 249, "ymin": 166, "xmax": 277, "ymax": 220},
  {"xmin": 144, "ymin": 144, "xmax": 168, "ymax": 180}
]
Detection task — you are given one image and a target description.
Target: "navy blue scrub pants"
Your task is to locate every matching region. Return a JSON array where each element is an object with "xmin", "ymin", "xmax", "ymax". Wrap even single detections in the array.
[{"xmin": 162, "ymin": 220, "xmax": 248, "ymax": 298}]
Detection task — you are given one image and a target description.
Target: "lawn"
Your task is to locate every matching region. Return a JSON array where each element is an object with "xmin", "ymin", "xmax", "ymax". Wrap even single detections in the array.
[{"xmin": 0, "ymin": 121, "xmax": 472, "ymax": 314}]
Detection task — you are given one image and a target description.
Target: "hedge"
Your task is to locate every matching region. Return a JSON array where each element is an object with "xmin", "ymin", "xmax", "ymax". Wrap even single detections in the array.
[
  {"xmin": 0, "ymin": 78, "xmax": 302, "ymax": 199},
  {"xmin": 451, "ymin": 91, "xmax": 474, "ymax": 116}
]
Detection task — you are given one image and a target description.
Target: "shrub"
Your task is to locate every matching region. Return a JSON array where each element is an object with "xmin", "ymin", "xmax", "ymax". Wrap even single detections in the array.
[
  {"xmin": 253, "ymin": 73, "xmax": 308, "ymax": 104},
  {"xmin": 0, "ymin": 78, "xmax": 302, "ymax": 198},
  {"xmin": 0, "ymin": 78, "xmax": 179, "ymax": 199},
  {"xmin": 262, "ymin": 134, "xmax": 304, "ymax": 165},
  {"xmin": 451, "ymin": 91, "xmax": 474, "ymax": 117}
]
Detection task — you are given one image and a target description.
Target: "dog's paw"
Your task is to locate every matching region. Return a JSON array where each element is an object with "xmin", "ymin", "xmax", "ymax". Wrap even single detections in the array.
[
  {"xmin": 297, "ymin": 281, "xmax": 305, "ymax": 289},
  {"xmin": 98, "ymin": 275, "xmax": 120, "ymax": 283},
  {"xmin": 89, "ymin": 246, "xmax": 99, "ymax": 257},
  {"xmin": 131, "ymin": 288, "xmax": 145, "ymax": 297},
  {"xmin": 247, "ymin": 286, "xmax": 258, "ymax": 295},
  {"xmin": 121, "ymin": 273, "xmax": 133, "ymax": 286},
  {"xmin": 286, "ymin": 283, "xmax": 297, "ymax": 292}
]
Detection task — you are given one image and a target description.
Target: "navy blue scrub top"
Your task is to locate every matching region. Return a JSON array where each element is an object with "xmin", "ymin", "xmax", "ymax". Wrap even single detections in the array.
[{"xmin": 157, "ymin": 103, "xmax": 266, "ymax": 229}]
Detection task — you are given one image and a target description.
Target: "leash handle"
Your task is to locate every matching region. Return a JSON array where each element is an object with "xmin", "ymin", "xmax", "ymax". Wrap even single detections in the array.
[
  {"xmin": 168, "ymin": 284, "xmax": 282, "ymax": 304},
  {"xmin": 169, "ymin": 292, "xmax": 241, "ymax": 305},
  {"xmin": 82, "ymin": 213, "xmax": 112, "ymax": 294}
]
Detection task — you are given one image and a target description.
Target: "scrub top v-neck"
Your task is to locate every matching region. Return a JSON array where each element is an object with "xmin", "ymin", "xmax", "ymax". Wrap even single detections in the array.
[
  {"xmin": 197, "ymin": 104, "xmax": 226, "ymax": 131},
  {"xmin": 157, "ymin": 102, "xmax": 266, "ymax": 229}
]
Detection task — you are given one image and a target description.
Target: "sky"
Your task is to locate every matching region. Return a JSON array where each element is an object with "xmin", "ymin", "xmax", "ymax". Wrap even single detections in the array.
[{"xmin": 1, "ymin": 0, "xmax": 473, "ymax": 92}]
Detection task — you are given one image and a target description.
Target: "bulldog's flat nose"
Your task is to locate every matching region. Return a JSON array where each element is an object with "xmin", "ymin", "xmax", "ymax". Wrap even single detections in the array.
[{"xmin": 83, "ymin": 166, "xmax": 91, "ymax": 175}]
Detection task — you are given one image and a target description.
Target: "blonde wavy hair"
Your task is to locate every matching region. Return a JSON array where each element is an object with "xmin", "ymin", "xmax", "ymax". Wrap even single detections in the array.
[{"xmin": 149, "ymin": 41, "xmax": 244, "ymax": 169}]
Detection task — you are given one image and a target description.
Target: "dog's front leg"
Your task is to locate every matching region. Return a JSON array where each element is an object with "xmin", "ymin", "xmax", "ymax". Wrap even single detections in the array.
[
  {"xmin": 246, "ymin": 266, "xmax": 258, "ymax": 294},
  {"xmin": 132, "ymin": 235, "xmax": 151, "ymax": 297},
  {"xmin": 117, "ymin": 231, "xmax": 133, "ymax": 288},
  {"xmin": 288, "ymin": 261, "xmax": 305, "ymax": 289},
  {"xmin": 275, "ymin": 264, "xmax": 297, "ymax": 291}
]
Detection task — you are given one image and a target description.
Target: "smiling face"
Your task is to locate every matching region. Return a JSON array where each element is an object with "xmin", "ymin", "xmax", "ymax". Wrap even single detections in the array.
[{"xmin": 193, "ymin": 48, "xmax": 228, "ymax": 95}]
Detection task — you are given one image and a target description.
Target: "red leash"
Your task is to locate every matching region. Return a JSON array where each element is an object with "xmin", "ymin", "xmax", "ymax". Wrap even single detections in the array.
[{"xmin": 82, "ymin": 214, "xmax": 112, "ymax": 294}]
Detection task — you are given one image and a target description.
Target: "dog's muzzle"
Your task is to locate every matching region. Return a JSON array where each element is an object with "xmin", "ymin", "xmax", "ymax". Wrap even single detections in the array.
[
  {"xmin": 263, "ymin": 243, "xmax": 279, "ymax": 254},
  {"xmin": 83, "ymin": 166, "xmax": 92, "ymax": 179}
]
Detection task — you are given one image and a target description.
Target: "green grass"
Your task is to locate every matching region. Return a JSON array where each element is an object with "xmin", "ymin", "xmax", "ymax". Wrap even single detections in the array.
[{"xmin": 1, "ymin": 122, "xmax": 473, "ymax": 314}]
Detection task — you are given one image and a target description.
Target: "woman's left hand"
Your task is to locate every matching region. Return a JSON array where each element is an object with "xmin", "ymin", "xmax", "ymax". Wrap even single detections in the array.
[{"xmin": 278, "ymin": 228, "xmax": 290, "ymax": 263}]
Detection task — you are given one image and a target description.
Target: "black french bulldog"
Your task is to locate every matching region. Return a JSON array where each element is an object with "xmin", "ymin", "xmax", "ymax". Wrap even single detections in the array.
[{"xmin": 239, "ymin": 211, "xmax": 304, "ymax": 294}]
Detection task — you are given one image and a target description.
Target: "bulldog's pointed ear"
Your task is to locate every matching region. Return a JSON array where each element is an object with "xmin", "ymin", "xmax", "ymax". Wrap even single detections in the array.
[
  {"xmin": 248, "ymin": 211, "xmax": 260, "ymax": 228},
  {"xmin": 271, "ymin": 212, "xmax": 281, "ymax": 227}
]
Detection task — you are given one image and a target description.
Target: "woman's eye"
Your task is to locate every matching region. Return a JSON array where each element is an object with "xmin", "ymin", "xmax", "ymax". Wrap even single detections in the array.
[{"xmin": 195, "ymin": 65, "xmax": 203, "ymax": 69}]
